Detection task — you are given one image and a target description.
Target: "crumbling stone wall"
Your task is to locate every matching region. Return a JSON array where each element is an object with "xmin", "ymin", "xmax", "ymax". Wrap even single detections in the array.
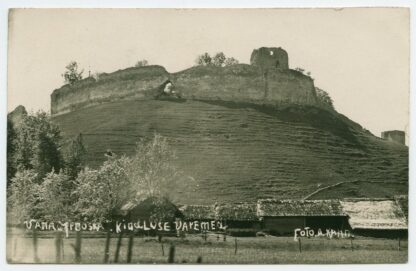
[
  {"xmin": 172, "ymin": 64, "xmax": 316, "ymax": 106},
  {"xmin": 51, "ymin": 47, "xmax": 318, "ymax": 116},
  {"xmin": 51, "ymin": 66, "xmax": 169, "ymax": 115}
]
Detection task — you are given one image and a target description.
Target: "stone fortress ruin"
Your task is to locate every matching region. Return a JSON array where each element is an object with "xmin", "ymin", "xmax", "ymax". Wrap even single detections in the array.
[
  {"xmin": 48, "ymin": 46, "xmax": 409, "ymax": 205},
  {"xmin": 250, "ymin": 47, "xmax": 289, "ymax": 70},
  {"xmin": 51, "ymin": 47, "xmax": 318, "ymax": 116}
]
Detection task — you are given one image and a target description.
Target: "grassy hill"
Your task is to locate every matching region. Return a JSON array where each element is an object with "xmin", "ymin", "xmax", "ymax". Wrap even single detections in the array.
[{"xmin": 52, "ymin": 98, "xmax": 408, "ymax": 205}]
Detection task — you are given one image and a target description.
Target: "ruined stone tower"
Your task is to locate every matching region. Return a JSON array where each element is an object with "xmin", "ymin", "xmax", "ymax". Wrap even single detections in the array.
[
  {"xmin": 250, "ymin": 47, "xmax": 289, "ymax": 70},
  {"xmin": 381, "ymin": 130, "xmax": 406, "ymax": 145}
]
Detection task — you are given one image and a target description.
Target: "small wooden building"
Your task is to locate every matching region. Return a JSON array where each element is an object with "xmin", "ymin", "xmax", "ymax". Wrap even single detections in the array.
[
  {"xmin": 257, "ymin": 199, "xmax": 348, "ymax": 236},
  {"xmin": 340, "ymin": 198, "xmax": 408, "ymax": 237},
  {"xmin": 215, "ymin": 203, "xmax": 260, "ymax": 236}
]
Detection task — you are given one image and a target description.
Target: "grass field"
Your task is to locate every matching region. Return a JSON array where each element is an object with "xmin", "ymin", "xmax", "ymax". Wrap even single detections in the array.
[{"xmin": 7, "ymin": 233, "xmax": 407, "ymax": 264}]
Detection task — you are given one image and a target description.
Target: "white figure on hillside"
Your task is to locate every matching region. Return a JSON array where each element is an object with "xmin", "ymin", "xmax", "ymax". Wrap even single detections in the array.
[{"xmin": 163, "ymin": 82, "xmax": 173, "ymax": 95}]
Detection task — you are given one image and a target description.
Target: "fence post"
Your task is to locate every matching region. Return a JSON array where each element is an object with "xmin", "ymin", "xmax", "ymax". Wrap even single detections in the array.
[
  {"xmin": 127, "ymin": 232, "xmax": 134, "ymax": 263},
  {"xmin": 234, "ymin": 237, "xmax": 238, "ymax": 255},
  {"xmin": 398, "ymin": 237, "xmax": 401, "ymax": 251},
  {"xmin": 32, "ymin": 228, "xmax": 39, "ymax": 263},
  {"xmin": 104, "ymin": 231, "xmax": 111, "ymax": 263},
  {"xmin": 114, "ymin": 232, "xmax": 123, "ymax": 263},
  {"xmin": 298, "ymin": 237, "xmax": 302, "ymax": 253},
  {"xmin": 12, "ymin": 236, "xmax": 17, "ymax": 260},
  {"xmin": 55, "ymin": 231, "xmax": 63, "ymax": 263},
  {"xmin": 161, "ymin": 241, "xmax": 165, "ymax": 256},
  {"xmin": 168, "ymin": 244, "xmax": 175, "ymax": 263},
  {"xmin": 73, "ymin": 231, "xmax": 82, "ymax": 263},
  {"xmin": 350, "ymin": 236, "xmax": 354, "ymax": 252},
  {"xmin": 61, "ymin": 236, "xmax": 65, "ymax": 261},
  {"xmin": 197, "ymin": 256, "xmax": 202, "ymax": 263}
]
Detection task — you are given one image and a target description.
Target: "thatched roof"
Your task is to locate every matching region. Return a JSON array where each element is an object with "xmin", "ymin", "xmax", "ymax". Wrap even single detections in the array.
[
  {"xmin": 340, "ymin": 198, "xmax": 407, "ymax": 230},
  {"xmin": 179, "ymin": 205, "xmax": 216, "ymax": 220},
  {"xmin": 257, "ymin": 199, "xmax": 345, "ymax": 217},
  {"xmin": 215, "ymin": 203, "xmax": 258, "ymax": 221},
  {"xmin": 118, "ymin": 197, "xmax": 182, "ymax": 220}
]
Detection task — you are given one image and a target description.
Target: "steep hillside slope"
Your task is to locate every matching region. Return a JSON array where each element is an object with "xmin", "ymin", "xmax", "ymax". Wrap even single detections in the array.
[{"xmin": 52, "ymin": 99, "xmax": 408, "ymax": 205}]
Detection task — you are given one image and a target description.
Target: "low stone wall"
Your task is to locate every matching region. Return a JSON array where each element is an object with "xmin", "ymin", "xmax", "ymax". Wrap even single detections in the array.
[{"xmin": 51, "ymin": 66, "xmax": 169, "ymax": 115}]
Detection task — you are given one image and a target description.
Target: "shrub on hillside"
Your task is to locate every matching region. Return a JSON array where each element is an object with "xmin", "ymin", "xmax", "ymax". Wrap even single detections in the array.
[
  {"xmin": 195, "ymin": 52, "xmax": 239, "ymax": 67},
  {"xmin": 224, "ymin": 57, "xmax": 239, "ymax": 66},
  {"xmin": 315, "ymin": 87, "xmax": 335, "ymax": 110},
  {"xmin": 195, "ymin": 53, "xmax": 212, "ymax": 66},
  {"xmin": 212, "ymin": 52, "xmax": 226, "ymax": 67},
  {"xmin": 135, "ymin": 59, "xmax": 149, "ymax": 67}
]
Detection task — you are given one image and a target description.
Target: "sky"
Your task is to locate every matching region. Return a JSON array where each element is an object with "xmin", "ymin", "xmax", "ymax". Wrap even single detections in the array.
[{"xmin": 7, "ymin": 8, "xmax": 409, "ymax": 137}]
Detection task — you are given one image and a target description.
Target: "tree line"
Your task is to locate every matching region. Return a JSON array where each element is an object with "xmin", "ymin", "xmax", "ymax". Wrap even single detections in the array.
[{"xmin": 7, "ymin": 112, "xmax": 181, "ymax": 225}]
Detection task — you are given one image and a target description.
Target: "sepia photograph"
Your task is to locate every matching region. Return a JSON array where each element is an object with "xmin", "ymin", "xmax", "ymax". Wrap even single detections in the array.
[{"xmin": 3, "ymin": 5, "xmax": 411, "ymax": 266}]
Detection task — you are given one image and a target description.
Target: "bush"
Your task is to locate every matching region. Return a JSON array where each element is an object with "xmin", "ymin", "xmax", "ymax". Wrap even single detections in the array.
[
  {"xmin": 212, "ymin": 52, "xmax": 226, "ymax": 67},
  {"xmin": 135, "ymin": 59, "xmax": 149, "ymax": 67},
  {"xmin": 196, "ymin": 52, "xmax": 239, "ymax": 67},
  {"xmin": 315, "ymin": 87, "xmax": 335, "ymax": 110},
  {"xmin": 224, "ymin": 57, "xmax": 239, "ymax": 66},
  {"xmin": 195, "ymin": 53, "xmax": 212, "ymax": 66}
]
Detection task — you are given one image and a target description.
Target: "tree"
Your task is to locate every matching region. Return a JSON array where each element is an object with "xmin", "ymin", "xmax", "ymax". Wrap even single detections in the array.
[
  {"xmin": 62, "ymin": 61, "xmax": 83, "ymax": 85},
  {"xmin": 224, "ymin": 57, "xmax": 239, "ymax": 66},
  {"xmin": 127, "ymin": 134, "xmax": 179, "ymax": 199},
  {"xmin": 14, "ymin": 111, "xmax": 63, "ymax": 181},
  {"xmin": 33, "ymin": 130, "xmax": 63, "ymax": 181},
  {"xmin": 74, "ymin": 155, "xmax": 134, "ymax": 222},
  {"xmin": 196, "ymin": 52, "xmax": 239, "ymax": 67},
  {"xmin": 7, "ymin": 117, "xmax": 17, "ymax": 186},
  {"xmin": 64, "ymin": 134, "xmax": 87, "ymax": 180},
  {"xmin": 195, "ymin": 52, "xmax": 212, "ymax": 66},
  {"xmin": 73, "ymin": 134, "xmax": 181, "ymax": 222},
  {"xmin": 315, "ymin": 87, "xmax": 335, "ymax": 110},
  {"xmin": 8, "ymin": 170, "xmax": 42, "ymax": 223},
  {"xmin": 135, "ymin": 59, "xmax": 149, "ymax": 67},
  {"xmin": 37, "ymin": 171, "xmax": 74, "ymax": 221},
  {"xmin": 212, "ymin": 52, "xmax": 226, "ymax": 67}
]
